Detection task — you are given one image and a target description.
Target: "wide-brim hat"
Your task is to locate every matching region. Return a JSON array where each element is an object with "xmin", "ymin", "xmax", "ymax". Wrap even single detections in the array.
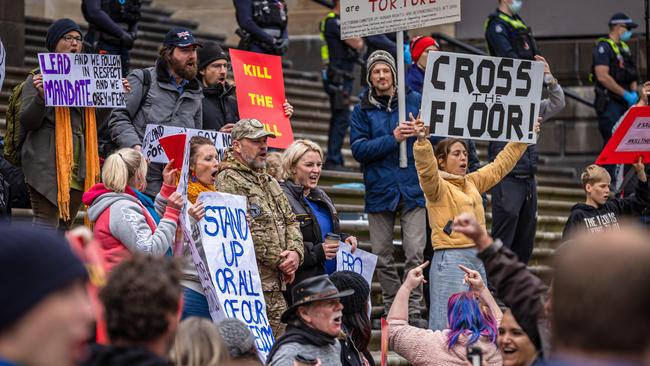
[{"xmin": 280, "ymin": 275, "xmax": 354, "ymax": 323}]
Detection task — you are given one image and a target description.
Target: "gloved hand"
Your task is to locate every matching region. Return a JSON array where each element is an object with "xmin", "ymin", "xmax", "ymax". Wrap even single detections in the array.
[
  {"xmin": 623, "ymin": 90, "xmax": 639, "ymax": 106},
  {"xmin": 273, "ymin": 38, "xmax": 289, "ymax": 55},
  {"xmin": 121, "ymin": 32, "xmax": 135, "ymax": 48}
]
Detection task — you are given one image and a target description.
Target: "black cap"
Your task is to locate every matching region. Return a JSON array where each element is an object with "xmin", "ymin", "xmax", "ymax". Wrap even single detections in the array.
[
  {"xmin": 163, "ymin": 27, "xmax": 203, "ymax": 48},
  {"xmin": 609, "ymin": 12, "xmax": 638, "ymax": 29},
  {"xmin": 197, "ymin": 41, "xmax": 229, "ymax": 70}
]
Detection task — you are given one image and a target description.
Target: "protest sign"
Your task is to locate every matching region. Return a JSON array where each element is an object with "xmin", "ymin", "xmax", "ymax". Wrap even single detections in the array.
[
  {"xmin": 198, "ymin": 192, "xmax": 274, "ymax": 362},
  {"xmin": 336, "ymin": 242, "xmax": 378, "ymax": 287},
  {"xmin": 37, "ymin": 53, "xmax": 124, "ymax": 108},
  {"xmin": 141, "ymin": 124, "xmax": 232, "ymax": 164},
  {"xmin": 176, "ymin": 136, "xmax": 225, "ymax": 323},
  {"xmin": 596, "ymin": 106, "xmax": 650, "ymax": 165},
  {"xmin": 159, "ymin": 134, "xmax": 187, "ymax": 171},
  {"xmin": 230, "ymin": 49, "xmax": 294, "ymax": 149},
  {"xmin": 0, "ymin": 39, "xmax": 5, "ymax": 92},
  {"xmin": 421, "ymin": 51, "xmax": 544, "ymax": 144},
  {"xmin": 340, "ymin": 0, "xmax": 461, "ymax": 39}
]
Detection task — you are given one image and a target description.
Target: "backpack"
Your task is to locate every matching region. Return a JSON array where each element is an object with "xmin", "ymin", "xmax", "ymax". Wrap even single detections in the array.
[{"xmin": 4, "ymin": 68, "xmax": 40, "ymax": 166}]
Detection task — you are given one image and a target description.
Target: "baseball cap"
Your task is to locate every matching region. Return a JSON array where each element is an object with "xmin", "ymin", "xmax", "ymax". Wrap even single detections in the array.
[
  {"xmin": 231, "ymin": 119, "xmax": 276, "ymax": 140},
  {"xmin": 163, "ymin": 27, "xmax": 203, "ymax": 48},
  {"xmin": 609, "ymin": 13, "xmax": 638, "ymax": 29}
]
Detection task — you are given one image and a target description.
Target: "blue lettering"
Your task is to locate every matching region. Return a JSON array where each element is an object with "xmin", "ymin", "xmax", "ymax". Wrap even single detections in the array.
[
  {"xmin": 249, "ymin": 324, "xmax": 274, "ymax": 352},
  {"xmin": 224, "ymin": 299, "xmax": 240, "ymax": 318},
  {"xmin": 238, "ymin": 208, "xmax": 249, "ymax": 240},
  {"xmin": 215, "ymin": 267, "xmax": 236, "ymax": 294},
  {"xmin": 238, "ymin": 269, "xmax": 260, "ymax": 296},
  {"xmin": 341, "ymin": 251, "xmax": 363, "ymax": 274},
  {"xmin": 203, "ymin": 206, "xmax": 220, "ymax": 236}
]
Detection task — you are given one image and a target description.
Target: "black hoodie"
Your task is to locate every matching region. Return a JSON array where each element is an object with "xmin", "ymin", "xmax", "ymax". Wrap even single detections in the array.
[
  {"xmin": 562, "ymin": 179, "xmax": 650, "ymax": 239},
  {"xmin": 79, "ymin": 344, "xmax": 171, "ymax": 366},
  {"xmin": 201, "ymin": 81, "xmax": 240, "ymax": 131}
]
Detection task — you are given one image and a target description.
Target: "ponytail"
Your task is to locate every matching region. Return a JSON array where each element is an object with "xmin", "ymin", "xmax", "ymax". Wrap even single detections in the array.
[{"xmin": 102, "ymin": 148, "xmax": 147, "ymax": 192}]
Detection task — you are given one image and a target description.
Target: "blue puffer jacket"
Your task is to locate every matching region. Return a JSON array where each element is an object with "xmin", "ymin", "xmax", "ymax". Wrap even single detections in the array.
[{"xmin": 351, "ymin": 89, "xmax": 433, "ymax": 213}]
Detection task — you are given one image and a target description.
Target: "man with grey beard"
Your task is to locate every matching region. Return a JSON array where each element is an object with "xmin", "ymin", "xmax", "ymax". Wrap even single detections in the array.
[
  {"xmin": 108, "ymin": 27, "xmax": 203, "ymax": 197},
  {"xmin": 216, "ymin": 119, "xmax": 303, "ymax": 338}
]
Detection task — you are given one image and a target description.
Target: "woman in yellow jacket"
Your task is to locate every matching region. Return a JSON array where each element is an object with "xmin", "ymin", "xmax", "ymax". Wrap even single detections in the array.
[{"xmin": 412, "ymin": 116, "xmax": 530, "ymax": 331}]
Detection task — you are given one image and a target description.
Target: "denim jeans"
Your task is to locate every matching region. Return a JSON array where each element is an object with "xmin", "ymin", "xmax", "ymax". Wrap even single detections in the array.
[
  {"xmin": 428, "ymin": 247, "xmax": 487, "ymax": 331},
  {"xmin": 181, "ymin": 287, "xmax": 211, "ymax": 320}
]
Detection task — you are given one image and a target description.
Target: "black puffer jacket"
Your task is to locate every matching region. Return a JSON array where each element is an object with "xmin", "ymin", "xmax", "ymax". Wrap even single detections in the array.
[
  {"xmin": 280, "ymin": 179, "xmax": 349, "ymax": 300},
  {"xmin": 201, "ymin": 82, "xmax": 240, "ymax": 131},
  {"xmin": 79, "ymin": 344, "xmax": 171, "ymax": 366}
]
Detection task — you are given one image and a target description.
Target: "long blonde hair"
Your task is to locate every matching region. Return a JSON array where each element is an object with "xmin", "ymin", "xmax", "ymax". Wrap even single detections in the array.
[
  {"xmin": 169, "ymin": 317, "xmax": 229, "ymax": 366},
  {"xmin": 101, "ymin": 148, "xmax": 147, "ymax": 192}
]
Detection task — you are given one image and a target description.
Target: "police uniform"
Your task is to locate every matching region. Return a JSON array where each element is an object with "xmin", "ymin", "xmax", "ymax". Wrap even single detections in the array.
[
  {"xmin": 592, "ymin": 37, "xmax": 638, "ymax": 142},
  {"xmin": 320, "ymin": 12, "xmax": 358, "ymax": 168},
  {"xmin": 485, "ymin": 9, "xmax": 539, "ymax": 264},
  {"xmin": 215, "ymin": 120, "xmax": 304, "ymax": 337},
  {"xmin": 234, "ymin": 0, "xmax": 289, "ymax": 56},
  {"xmin": 82, "ymin": 0, "xmax": 141, "ymax": 76}
]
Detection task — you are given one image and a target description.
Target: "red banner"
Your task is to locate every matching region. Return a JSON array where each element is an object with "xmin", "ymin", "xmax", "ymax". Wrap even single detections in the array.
[
  {"xmin": 596, "ymin": 106, "xmax": 650, "ymax": 165},
  {"xmin": 230, "ymin": 49, "xmax": 294, "ymax": 149}
]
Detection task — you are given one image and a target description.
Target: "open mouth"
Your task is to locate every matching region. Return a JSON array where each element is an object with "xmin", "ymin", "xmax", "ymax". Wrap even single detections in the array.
[
  {"xmin": 308, "ymin": 175, "xmax": 319, "ymax": 184},
  {"xmin": 501, "ymin": 346, "xmax": 517, "ymax": 356}
]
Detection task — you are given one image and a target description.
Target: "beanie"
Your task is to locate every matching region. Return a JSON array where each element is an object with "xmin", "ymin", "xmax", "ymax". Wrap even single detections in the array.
[
  {"xmin": 410, "ymin": 36, "xmax": 438, "ymax": 64},
  {"xmin": 366, "ymin": 50, "xmax": 397, "ymax": 89},
  {"xmin": 198, "ymin": 41, "xmax": 229, "ymax": 71},
  {"xmin": 46, "ymin": 18, "xmax": 82, "ymax": 52},
  {"xmin": 329, "ymin": 271, "xmax": 370, "ymax": 314},
  {"xmin": 217, "ymin": 318, "xmax": 257, "ymax": 358},
  {"xmin": 0, "ymin": 225, "xmax": 88, "ymax": 330}
]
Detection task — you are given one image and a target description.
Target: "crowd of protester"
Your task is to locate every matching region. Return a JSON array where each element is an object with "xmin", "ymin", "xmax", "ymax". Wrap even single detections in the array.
[{"xmin": 2, "ymin": 0, "xmax": 650, "ymax": 365}]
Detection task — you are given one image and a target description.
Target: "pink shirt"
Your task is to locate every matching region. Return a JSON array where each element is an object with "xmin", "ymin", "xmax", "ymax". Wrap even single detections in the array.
[{"xmin": 388, "ymin": 320, "xmax": 502, "ymax": 366}]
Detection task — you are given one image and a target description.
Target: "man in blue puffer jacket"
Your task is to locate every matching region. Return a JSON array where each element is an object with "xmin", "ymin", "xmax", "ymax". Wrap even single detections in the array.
[{"xmin": 350, "ymin": 50, "xmax": 434, "ymax": 328}]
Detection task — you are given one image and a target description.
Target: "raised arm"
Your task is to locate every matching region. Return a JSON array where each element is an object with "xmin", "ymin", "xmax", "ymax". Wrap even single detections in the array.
[
  {"xmin": 413, "ymin": 116, "xmax": 444, "ymax": 202},
  {"xmin": 108, "ymin": 69, "xmax": 146, "ymax": 148},
  {"xmin": 467, "ymin": 141, "xmax": 528, "ymax": 193}
]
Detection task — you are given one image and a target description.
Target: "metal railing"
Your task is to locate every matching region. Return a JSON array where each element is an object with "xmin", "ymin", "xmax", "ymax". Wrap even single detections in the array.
[{"xmin": 431, "ymin": 32, "xmax": 595, "ymax": 108}]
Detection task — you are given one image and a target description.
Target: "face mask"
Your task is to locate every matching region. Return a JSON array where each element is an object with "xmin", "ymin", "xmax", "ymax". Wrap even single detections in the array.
[
  {"xmin": 509, "ymin": 0, "xmax": 522, "ymax": 14},
  {"xmin": 621, "ymin": 29, "xmax": 633, "ymax": 42}
]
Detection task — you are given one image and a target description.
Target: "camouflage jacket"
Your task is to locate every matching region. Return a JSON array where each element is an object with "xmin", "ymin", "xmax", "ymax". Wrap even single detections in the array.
[{"xmin": 216, "ymin": 149, "xmax": 304, "ymax": 291}]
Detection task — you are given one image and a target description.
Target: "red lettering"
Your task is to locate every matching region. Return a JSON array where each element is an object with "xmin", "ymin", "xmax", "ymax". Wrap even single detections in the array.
[{"xmin": 368, "ymin": 0, "xmax": 378, "ymax": 12}]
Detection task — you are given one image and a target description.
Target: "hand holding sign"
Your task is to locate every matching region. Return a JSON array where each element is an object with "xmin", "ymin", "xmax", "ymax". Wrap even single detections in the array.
[
  {"xmin": 404, "ymin": 261, "xmax": 429, "ymax": 291},
  {"xmin": 188, "ymin": 200, "xmax": 206, "ymax": 221},
  {"xmin": 167, "ymin": 191, "xmax": 184, "ymax": 211},
  {"xmin": 344, "ymin": 236, "xmax": 358, "ymax": 253},
  {"xmin": 33, "ymin": 73, "xmax": 45, "ymax": 99},
  {"xmin": 162, "ymin": 160, "xmax": 178, "ymax": 187},
  {"xmin": 459, "ymin": 264, "xmax": 485, "ymax": 292}
]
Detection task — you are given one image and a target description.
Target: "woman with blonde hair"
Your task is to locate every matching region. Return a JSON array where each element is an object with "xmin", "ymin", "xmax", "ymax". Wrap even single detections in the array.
[
  {"xmin": 82, "ymin": 147, "xmax": 183, "ymax": 272},
  {"xmin": 279, "ymin": 139, "xmax": 358, "ymax": 303},
  {"xmin": 170, "ymin": 317, "xmax": 229, "ymax": 366}
]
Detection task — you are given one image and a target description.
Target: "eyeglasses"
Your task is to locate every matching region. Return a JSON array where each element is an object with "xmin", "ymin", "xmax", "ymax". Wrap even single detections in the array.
[
  {"xmin": 62, "ymin": 35, "xmax": 83, "ymax": 44},
  {"xmin": 212, "ymin": 62, "xmax": 232, "ymax": 71}
]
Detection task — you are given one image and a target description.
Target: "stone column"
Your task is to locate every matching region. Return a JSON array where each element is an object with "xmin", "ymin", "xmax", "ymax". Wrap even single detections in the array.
[{"xmin": 0, "ymin": 0, "xmax": 25, "ymax": 67}]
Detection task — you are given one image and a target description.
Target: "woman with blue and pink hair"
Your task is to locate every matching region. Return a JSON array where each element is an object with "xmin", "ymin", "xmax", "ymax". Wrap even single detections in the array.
[{"xmin": 387, "ymin": 261, "xmax": 503, "ymax": 365}]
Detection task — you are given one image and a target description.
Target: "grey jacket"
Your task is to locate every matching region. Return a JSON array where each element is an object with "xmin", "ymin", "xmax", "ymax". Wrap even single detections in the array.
[
  {"xmin": 108, "ymin": 58, "xmax": 203, "ymax": 196},
  {"xmin": 20, "ymin": 73, "xmax": 110, "ymax": 206},
  {"xmin": 268, "ymin": 341, "xmax": 342, "ymax": 366}
]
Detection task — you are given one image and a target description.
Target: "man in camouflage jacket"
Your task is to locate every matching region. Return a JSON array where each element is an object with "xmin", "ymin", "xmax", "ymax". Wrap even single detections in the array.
[{"xmin": 215, "ymin": 118, "xmax": 303, "ymax": 337}]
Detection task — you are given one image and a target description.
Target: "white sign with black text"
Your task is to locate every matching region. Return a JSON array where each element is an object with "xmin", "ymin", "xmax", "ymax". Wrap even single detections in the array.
[{"xmin": 421, "ymin": 51, "xmax": 544, "ymax": 143}]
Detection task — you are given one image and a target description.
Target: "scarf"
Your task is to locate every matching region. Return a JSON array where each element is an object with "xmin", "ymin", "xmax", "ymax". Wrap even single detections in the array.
[
  {"xmin": 54, "ymin": 107, "xmax": 99, "ymax": 222},
  {"xmin": 133, "ymin": 188, "xmax": 161, "ymax": 224},
  {"xmin": 187, "ymin": 180, "xmax": 216, "ymax": 204},
  {"xmin": 267, "ymin": 322, "xmax": 337, "ymax": 363}
]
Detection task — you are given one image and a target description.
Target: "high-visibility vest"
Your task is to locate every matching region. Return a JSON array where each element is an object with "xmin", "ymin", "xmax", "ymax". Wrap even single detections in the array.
[{"xmin": 319, "ymin": 11, "xmax": 337, "ymax": 65}]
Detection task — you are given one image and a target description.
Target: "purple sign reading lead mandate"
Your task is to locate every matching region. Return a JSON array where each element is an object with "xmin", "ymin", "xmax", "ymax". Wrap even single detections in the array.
[{"xmin": 38, "ymin": 53, "xmax": 125, "ymax": 108}]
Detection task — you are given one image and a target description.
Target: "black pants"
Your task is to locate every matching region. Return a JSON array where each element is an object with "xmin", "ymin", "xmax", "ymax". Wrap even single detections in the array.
[{"xmin": 490, "ymin": 176, "xmax": 537, "ymax": 264}]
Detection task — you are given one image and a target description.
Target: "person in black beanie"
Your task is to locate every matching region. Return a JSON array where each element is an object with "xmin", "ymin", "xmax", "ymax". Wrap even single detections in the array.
[
  {"xmin": 329, "ymin": 271, "xmax": 374, "ymax": 366},
  {"xmin": 196, "ymin": 41, "xmax": 295, "ymax": 134},
  {"xmin": 0, "ymin": 225, "xmax": 93, "ymax": 366}
]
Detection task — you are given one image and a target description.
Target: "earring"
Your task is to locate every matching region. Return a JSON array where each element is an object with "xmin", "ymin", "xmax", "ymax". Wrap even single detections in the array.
[{"xmin": 190, "ymin": 171, "xmax": 197, "ymax": 183}]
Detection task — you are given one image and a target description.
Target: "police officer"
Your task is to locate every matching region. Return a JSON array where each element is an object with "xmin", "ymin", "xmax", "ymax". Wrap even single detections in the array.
[
  {"xmin": 485, "ymin": 0, "xmax": 537, "ymax": 60},
  {"xmin": 320, "ymin": 0, "xmax": 364, "ymax": 171},
  {"xmin": 82, "ymin": 0, "xmax": 141, "ymax": 76},
  {"xmin": 485, "ymin": 0, "xmax": 566, "ymax": 264},
  {"xmin": 592, "ymin": 13, "xmax": 639, "ymax": 144},
  {"xmin": 234, "ymin": 0, "xmax": 289, "ymax": 56}
]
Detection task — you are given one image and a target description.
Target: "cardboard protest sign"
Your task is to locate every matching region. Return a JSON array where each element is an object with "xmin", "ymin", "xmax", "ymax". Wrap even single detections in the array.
[
  {"xmin": 421, "ymin": 52, "xmax": 544, "ymax": 144},
  {"xmin": 340, "ymin": 0, "xmax": 461, "ymax": 39},
  {"xmin": 0, "ymin": 39, "xmax": 5, "ymax": 92},
  {"xmin": 38, "ymin": 53, "xmax": 124, "ymax": 108},
  {"xmin": 198, "ymin": 192, "xmax": 274, "ymax": 362},
  {"xmin": 336, "ymin": 242, "xmax": 378, "ymax": 286},
  {"xmin": 596, "ymin": 106, "xmax": 650, "ymax": 165},
  {"xmin": 176, "ymin": 137, "xmax": 226, "ymax": 323},
  {"xmin": 141, "ymin": 124, "xmax": 232, "ymax": 164},
  {"xmin": 230, "ymin": 49, "xmax": 294, "ymax": 149}
]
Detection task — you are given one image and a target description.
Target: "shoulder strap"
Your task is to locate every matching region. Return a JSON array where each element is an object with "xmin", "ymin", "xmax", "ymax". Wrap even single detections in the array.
[
  {"xmin": 136, "ymin": 68, "xmax": 152, "ymax": 112},
  {"xmin": 497, "ymin": 13, "xmax": 528, "ymax": 30}
]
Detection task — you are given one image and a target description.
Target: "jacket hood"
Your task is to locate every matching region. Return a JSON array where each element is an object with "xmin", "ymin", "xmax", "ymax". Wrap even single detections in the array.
[
  {"xmin": 569, "ymin": 202, "xmax": 598, "ymax": 212},
  {"xmin": 81, "ymin": 344, "xmax": 170, "ymax": 366},
  {"xmin": 83, "ymin": 184, "xmax": 139, "ymax": 221},
  {"xmin": 202, "ymin": 81, "xmax": 235, "ymax": 97}
]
